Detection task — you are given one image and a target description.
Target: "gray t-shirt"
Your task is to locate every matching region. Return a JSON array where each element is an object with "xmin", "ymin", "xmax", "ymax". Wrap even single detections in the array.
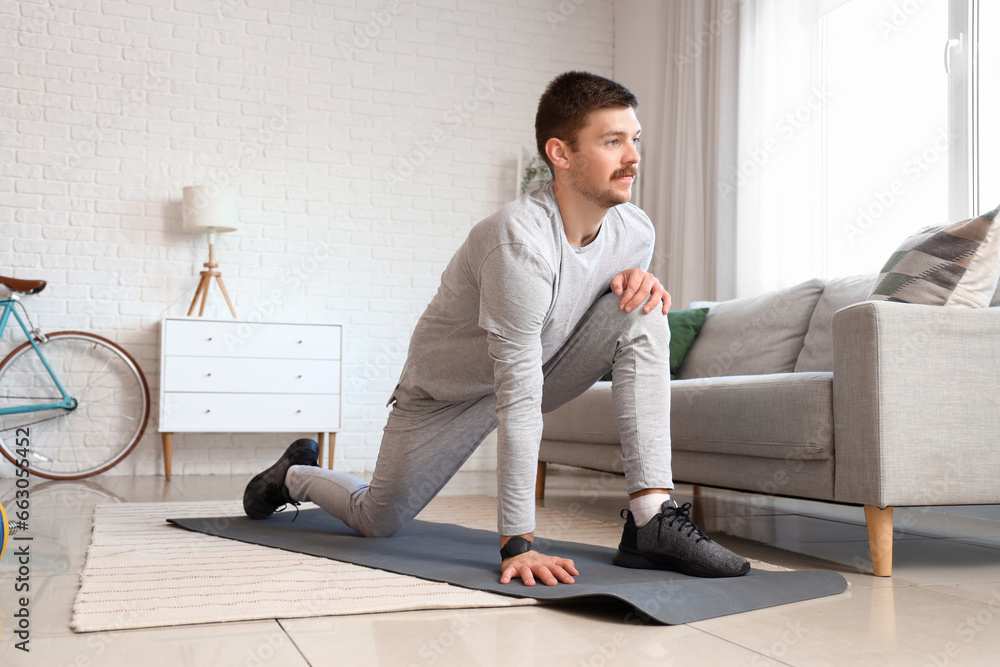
[{"xmin": 397, "ymin": 182, "xmax": 655, "ymax": 535}]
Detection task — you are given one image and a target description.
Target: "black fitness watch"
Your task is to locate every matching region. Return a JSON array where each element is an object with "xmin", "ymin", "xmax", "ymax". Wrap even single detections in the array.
[{"xmin": 500, "ymin": 536, "xmax": 534, "ymax": 560}]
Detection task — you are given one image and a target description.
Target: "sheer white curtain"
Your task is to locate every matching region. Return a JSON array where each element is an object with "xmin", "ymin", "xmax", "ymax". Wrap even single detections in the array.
[
  {"xmin": 734, "ymin": 0, "xmax": 826, "ymax": 298},
  {"xmin": 735, "ymin": 0, "xmax": 954, "ymax": 297},
  {"xmin": 615, "ymin": 0, "xmax": 741, "ymax": 307},
  {"xmin": 619, "ymin": 0, "xmax": 962, "ymax": 303}
]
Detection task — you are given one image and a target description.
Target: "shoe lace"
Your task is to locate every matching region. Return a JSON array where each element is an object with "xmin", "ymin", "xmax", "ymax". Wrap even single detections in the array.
[
  {"xmin": 263, "ymin": 486, "xmax": 301, "ymax": 522},
  {"xmin": 657, "ymin": 502, "xmax": 708, "ymax": 543},
  {"xmin": 275, "ymin": 502, "xmax": 301, "ymax": 522}
]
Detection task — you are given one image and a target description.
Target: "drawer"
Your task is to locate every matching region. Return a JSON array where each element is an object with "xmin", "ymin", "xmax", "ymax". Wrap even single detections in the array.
[
  {"xmin": 160, "ymin": 392, "xmax": 341, "ymax": 432},
  {"xmin": 163, "ymin": 357, "xmax": 341, "ymax": 394},
  {"xmin": 162, "ymin": 319, "xmax": 341, "ymax": 360}
]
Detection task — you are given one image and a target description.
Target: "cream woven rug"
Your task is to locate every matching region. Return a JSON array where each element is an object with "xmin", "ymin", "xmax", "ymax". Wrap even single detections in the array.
[{"xmin": 71, "ymin": 495, "xmax": 781, "ymax": 633}]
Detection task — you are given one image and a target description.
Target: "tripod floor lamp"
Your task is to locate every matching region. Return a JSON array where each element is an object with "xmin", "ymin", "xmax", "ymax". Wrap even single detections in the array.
[{"xmin": 183, "ymin": 185, "xmax": 239, "ymax": 318}]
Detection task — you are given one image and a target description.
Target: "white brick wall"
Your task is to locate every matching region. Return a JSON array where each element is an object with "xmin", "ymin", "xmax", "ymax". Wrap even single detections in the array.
[{"xmin": 0, "ymin": 0, "xmax": 615, "ymax": 478}]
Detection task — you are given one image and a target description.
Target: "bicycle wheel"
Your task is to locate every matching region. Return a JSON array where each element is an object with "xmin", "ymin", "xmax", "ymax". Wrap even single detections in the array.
[{"xmin": 0, "ymin": 332, "xmax": 150, "ymax": 479}]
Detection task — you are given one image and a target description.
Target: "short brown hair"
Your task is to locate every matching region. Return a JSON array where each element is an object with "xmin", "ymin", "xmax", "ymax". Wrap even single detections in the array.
[{"xmin": 534, "ymin": 71, "xmax": 638, "ymax": 170}]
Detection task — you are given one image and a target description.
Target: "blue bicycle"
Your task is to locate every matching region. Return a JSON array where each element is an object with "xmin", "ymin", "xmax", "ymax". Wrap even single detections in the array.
[{"xmin": 0, "ymin": 276, "xmax": 150, "ymax": 479}]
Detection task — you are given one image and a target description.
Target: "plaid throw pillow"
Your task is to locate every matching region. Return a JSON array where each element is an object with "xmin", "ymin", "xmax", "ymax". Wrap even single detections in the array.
[{"xmin": 869, "ymin": 204, "xmax": 1000, "ymax": 307}]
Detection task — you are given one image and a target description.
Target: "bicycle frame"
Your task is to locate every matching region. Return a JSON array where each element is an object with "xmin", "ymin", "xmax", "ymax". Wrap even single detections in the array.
[{"xmin": 0, "ymin": 296, "xmax": 76, "ymax": 415}]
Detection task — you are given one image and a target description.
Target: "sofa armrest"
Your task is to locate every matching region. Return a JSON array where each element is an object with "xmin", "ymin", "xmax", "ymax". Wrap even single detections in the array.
[{"xmin": 833, "ymin": 301, "xmax": 1000, "ymax": 507}]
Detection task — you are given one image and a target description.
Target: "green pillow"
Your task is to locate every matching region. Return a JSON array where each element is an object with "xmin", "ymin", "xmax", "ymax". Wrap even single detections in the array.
[{"xmin": 600, "ymin": 307, "xmax": 711, "ymax": 382}]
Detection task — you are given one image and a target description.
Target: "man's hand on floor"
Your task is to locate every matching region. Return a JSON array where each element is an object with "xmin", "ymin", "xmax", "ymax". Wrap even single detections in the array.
[
  {"xmin": 500, "ymin": 551, "xmax": 579, "ymax": 586},
  {"xmin": 611, "ymin": 268, "xmax": 671, "ymax": 315}
]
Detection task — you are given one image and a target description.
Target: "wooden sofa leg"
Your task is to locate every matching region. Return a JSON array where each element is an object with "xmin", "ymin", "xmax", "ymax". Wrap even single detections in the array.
[
  {"xmin": 864, "ymin": 505, "xmax": 893, "ymax": 577},
  {"xmin": 691, "ymin": 484, "xmax": 704, "ymax": 526},
  {"xmin": 536, "ymin": 461, "xmax": 547, "ymax": 500}
]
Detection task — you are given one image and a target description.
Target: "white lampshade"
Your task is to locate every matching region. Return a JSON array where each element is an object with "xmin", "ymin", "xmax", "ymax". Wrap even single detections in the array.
[{"xmin": 182, "ymin": 185, "xmax": 239, "ymax": 233}]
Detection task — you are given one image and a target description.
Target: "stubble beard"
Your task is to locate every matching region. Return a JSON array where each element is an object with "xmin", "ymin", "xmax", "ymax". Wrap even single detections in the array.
[{"xmin": 571, "ymin": 165, "xmax": 638, "ymax": 210}]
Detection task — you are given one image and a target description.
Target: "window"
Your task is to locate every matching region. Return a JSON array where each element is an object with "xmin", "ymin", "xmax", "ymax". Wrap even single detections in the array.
[
  {"xmin": 735, "ymin": 0, "xmax": 994, "ymax": 296},
  {"xmin": 825, "ymin": 0, "xmax": 949, "ymax": 279},
  {"xmin": 978, "ymin": 1, "xmax": 999, "ymax": 211}
]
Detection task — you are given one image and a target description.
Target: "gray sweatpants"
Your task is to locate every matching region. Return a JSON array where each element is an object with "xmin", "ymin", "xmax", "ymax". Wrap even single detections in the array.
[{"xmin": 286, "ymin": 291, "xmax": 673, "ymax": 537}]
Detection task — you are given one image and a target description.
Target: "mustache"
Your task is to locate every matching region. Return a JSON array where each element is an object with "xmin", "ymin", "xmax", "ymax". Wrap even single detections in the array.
[{"xmin": 612, "ymin": 167, "xmax": 638, "ymax": 179}]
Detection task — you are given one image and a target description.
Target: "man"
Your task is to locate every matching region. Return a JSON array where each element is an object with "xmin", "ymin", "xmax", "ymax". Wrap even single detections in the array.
[{"xmin": 244, "ymin": 71, "xmax": 749, "ymax": 585}]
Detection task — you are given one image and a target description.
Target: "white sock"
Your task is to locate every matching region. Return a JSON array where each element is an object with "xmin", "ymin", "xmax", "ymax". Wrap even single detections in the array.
[{"xmin": 629, "ymin": 493, "xmax": 671, "ymax": 527}]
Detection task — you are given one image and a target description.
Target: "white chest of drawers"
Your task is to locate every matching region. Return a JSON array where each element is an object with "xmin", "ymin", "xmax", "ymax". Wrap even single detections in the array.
[{"xmin": 158, "ymin": 317, "xmax": 343, "ymax": 478}]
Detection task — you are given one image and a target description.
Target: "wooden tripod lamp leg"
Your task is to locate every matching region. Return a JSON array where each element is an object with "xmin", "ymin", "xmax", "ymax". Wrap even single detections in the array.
[
  {"xmin": 187, "ymin": 274, "xmax": 210, "ymax": 316},
  {"xmin": 214, "ymin": 274, "xmax": 238, "ymax": 318},
  {"xmin": 197, "ymin": 274, "xmax": 212, "ymax": 316},
  {"xmin": 188, "ymin": 237, "xmax": 237, "ymax": 319}
]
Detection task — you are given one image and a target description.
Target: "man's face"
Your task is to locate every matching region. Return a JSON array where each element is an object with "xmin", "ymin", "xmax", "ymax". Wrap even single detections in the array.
[{"xmin": 565, "ymin": 106, "xmax": 641, "ymax": 209}]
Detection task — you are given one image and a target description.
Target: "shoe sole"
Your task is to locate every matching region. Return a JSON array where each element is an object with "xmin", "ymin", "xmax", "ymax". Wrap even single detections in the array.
[
  {"xmin": 612, "ymin": 547, "xmax": 750, "ymax": 578},
  {"xmin": 243, "ymin": 440, "xmax": 319, "ymax": 520},
  {"xmin": 242, "ymin": 469, "xmax": 280, "ymax": 520}
]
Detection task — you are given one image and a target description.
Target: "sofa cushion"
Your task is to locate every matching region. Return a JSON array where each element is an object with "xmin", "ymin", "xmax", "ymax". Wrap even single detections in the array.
[
  {"xmin": 671, "ymin": 372, "xmax": 834, "ymax": 460},
  {"xmin": 794, "ymin": 274, "xmax": 877, "ymax": 372},
  {"xmin": 542, "ymin": 373, "xmax": 834, "ymax": 462},
  {"xmin": 542, "ymin": 382, "xmax": 618, "ymax": 445},
  {"xmin": 677, "ymin": 279, "xmax": 824, "ymax": 379},
  {"xmin": 537, "ymin": 440, "xmax": 624, "ymax": 474},
  {"xmin": 673, "ymin": 452, "xmax": 836, "ymax": 501},
  {"xmin": 868, "ymin": 204, "xmax": 1000, "ymax": 307}
]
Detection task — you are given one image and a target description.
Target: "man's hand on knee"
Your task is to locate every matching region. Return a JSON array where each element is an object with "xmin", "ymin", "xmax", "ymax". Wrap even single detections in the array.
[
  {"xmin": 611, "ymin": 268, "xmax": 671, "ymax": 315},
  {"xmin": 500, "ymin": 551, "xmax": 579, "ymax": 586}
]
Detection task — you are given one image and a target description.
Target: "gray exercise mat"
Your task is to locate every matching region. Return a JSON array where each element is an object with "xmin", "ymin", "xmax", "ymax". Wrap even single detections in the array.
[{"xmin": 167, "ymin": 508, "xmax": 847, "ymax": 625}]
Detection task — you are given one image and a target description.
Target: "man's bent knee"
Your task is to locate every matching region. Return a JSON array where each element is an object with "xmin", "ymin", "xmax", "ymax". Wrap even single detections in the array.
[
  {"xmin": 595, "ymin": 291, "xmax": 670, "ymax": 334},
  {"xmin": 357, "ymin": 522, "xmax": 405, "ymax": 539},
  {"xmin": 613, "ymin": 295, "xmax": 670, "ymax": 344},
  {"xmin": 352, "ymin": 503, "xmax": 417, "ymax": 538}
]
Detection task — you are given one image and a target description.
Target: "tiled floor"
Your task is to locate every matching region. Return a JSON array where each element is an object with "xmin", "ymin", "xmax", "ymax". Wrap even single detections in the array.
[{"xmin": 2, "ymin": 466, "xmax": 1000, "ymax": 666}]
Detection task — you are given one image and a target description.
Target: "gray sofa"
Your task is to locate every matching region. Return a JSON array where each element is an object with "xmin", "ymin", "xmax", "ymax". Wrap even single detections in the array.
[{"xmin": 538, "ymin": 275, "xmax": 1000, "ymax": 576}]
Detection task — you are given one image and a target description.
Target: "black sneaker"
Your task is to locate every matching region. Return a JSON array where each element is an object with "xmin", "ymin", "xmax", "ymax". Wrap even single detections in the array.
[
  {"xmin": 612, "ymin": 500, "xmax": 750, "ymax": 578},
  {"xmin": 243, "ymin": 439, "xmax": 320, "ymax": 520}
]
